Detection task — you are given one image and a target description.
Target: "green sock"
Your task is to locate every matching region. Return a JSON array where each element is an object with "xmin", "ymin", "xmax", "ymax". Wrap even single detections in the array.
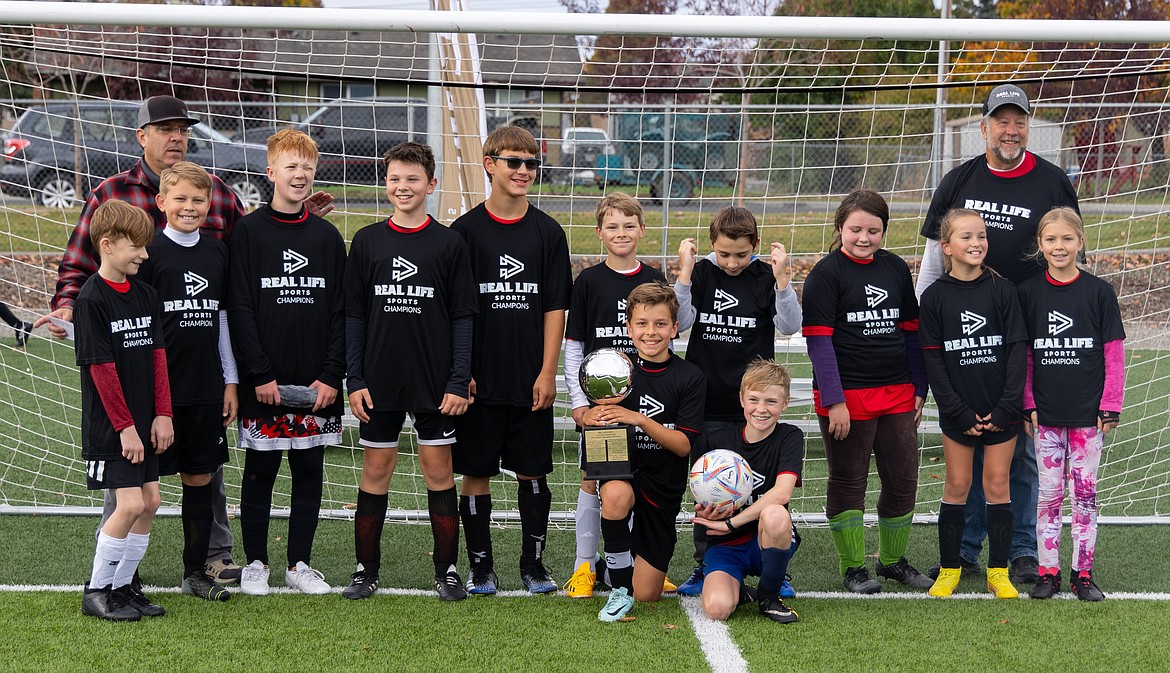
[
  {"xmin": 828, "ymin": 510, "xmax": 865, "ymax": 575},
  {"xmin": 878, "ymin": 513, "xmax": 913, "ymax": 566}
]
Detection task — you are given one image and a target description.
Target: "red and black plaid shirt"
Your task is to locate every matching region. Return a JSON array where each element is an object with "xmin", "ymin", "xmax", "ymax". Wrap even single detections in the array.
[{"xmin": 52, "ymin": 158, "xmax": 245, "ymax": 310}]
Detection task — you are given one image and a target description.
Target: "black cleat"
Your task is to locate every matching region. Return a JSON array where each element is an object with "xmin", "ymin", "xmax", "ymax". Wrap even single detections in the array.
[
  {"xmin": 125, "ymin": 583, "xmax": 166, "ymax": 617},
  {"xmin": 737, "ymin": 582, "xmax": 758, "ymax": 607},
  {"xmin": 1010, "ymin": 556, "xmax": 1041, "ymax": 584},
  {"xmin": 758, "ymin": 595, "xmax": 799, "ymax": 623},
  {"xmin": 520, "ymin": 563, "xmax": 557, "ymax": 594},
  {"xmin": 82, "ymin": 583, "xmax": 140, "ymax": 621},
  {"xmin": 1029, "ymin": 573, "xmax": 1061, "ymax": 599},
  {"xmin": 927, "ymin": 558, "xmax": 983, "ymax": 581},
  {"xmin": 435, "ymin": 569, "xmax": 469, "ymax": 601},
  {"xmin": 876, "ymin": 557, "xmax": 934, "ymax": 589},
  {"xmin": 1070, "ymin": 570, "xmax": 1105, "ymax": 602},
  {"xmin": 843, "ymin": 566, "xmax": 882, "ymax": 594},
  {"xmin": 15, "ymin": 321, "xmax": 32, "ymax": 347},
  {"xmin": 182, "ymin": 572, "xmax": 231, "ymax": 602},
  {"xmin": 341, "ymin": 570, "xmax": 380, "ymax": 600},
  {"xmin": 466, "ymin": 566, "xmax": 498, "ymax": 595}
]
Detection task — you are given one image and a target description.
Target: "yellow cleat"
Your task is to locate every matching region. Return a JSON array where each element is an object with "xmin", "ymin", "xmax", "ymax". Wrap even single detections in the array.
[
  {"xmin": 662, "ymin": 576, "xmax": 677, "ymax": 593},
  {"xmin": 562, "ymin": 561, "xmax": 596, "ymax": 599},
  {"xmin": 986, "ymin": 567, "xmax": 1019, "ymax": 599},
  {"xmin": 928, "ymin": 567, "xmax": 961, "ymax": 597}
]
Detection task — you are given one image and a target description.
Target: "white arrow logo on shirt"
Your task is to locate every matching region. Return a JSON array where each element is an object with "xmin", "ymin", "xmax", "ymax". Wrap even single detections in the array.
[
  {"xmin": 864, "ymin": 284, "xmax": 889, "ymax": 308},
  {"xmin": 392, "ymin": 256, "xmax": 418, "ymax": 281},
  {"xmin": 283, "ymin": 249, "xmax": 308, "ymax": 274},
  {"xmin": 499, "ymin": 254, "xmax": 525, "ymax": 280},
  {"xmin": 960, "ymin": 311, "xmax": 986, "ymax": 336},
  {"xmin": 713, "ymin": 289, "xmax": 739, "ymax": 312},
  {"xmin": 1048, "ymin": 310, "xmax": 1074, "ymax": 336},
  {"xmin": 183, "ymin": 271, "xmax": 208, "ymax": 297},
  {"xmin": 639, "ymin": 395, "xmax": 664, "ymax": 418}
]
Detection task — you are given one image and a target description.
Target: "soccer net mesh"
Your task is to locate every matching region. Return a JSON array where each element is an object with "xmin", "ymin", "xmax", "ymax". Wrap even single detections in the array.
[{"xmin": 2, "ymin": 6, "xmax": 1169, "ymax": 526}]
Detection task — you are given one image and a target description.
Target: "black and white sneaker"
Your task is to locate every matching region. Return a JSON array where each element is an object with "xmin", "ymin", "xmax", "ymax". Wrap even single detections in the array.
[
  {"xmin": 520, "ymin": 563, "xmax": 557, "ymax": 594},
  {"xmin": 758, "ymin": 595, "xmax": 799, "ymax": 624},
  {"xmin": 125, "ymin": 582, "xmax": 166, "ymax": 617},
  {"xmin": 843, "ymin": 566, "xmax": 882, "ymax": 594},
  {"xmin": 341, "ymin": 569, "xmax": 380, "ymax": 600},
  {"xmin": 435, "ymin": 568, "xmax": 469, "ymax": 601},
  {"xmin": 466, "ymin": 566, "xmax": 498, "ymax": 595},
  {"xmin": 182, "ymin": 572, "xmax": 231, "ymax": 602},
  {"xmin": 875, "ymin": 557, "xmax": 934, "ymax": 589},
  {"xmin": 82, "ymin": 583, "xmax": 140, "ymax": 622},
  {"xmin": 15, "ymin": 321, "xmax": 32, "ymax": 347}
]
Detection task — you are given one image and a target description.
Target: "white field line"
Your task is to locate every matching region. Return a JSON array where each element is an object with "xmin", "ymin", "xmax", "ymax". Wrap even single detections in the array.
[
  {"xmin": 680, "ymin": 595, "xmax": 750, "ymax": 673},
  {"xmin": 6, "ymin": 585, "xmax": 1170, "ymax": 603}
]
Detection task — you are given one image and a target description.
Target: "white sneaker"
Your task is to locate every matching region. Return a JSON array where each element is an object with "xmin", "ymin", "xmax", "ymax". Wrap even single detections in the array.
[
  {"xmin": 240, "ymin": 560, "xmax": 270, "ymax": 596},
  {"xmin": 285, "ymin": 561, "xmax": 331, "ymax": 595}
]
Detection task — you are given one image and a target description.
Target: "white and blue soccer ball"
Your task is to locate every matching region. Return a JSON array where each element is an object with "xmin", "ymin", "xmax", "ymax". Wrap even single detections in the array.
[{"xmin": 688, "ymin": 449, "xmax": 754, "ymax": 514}]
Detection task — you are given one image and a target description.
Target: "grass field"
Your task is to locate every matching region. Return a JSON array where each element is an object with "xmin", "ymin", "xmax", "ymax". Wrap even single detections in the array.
[{"xmin": 2, "ymin": 516, "xmax": 1169, "ymax": 673}]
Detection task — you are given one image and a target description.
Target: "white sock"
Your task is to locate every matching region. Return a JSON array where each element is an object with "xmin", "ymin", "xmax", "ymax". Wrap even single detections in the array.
[
  {"xmin": 113, "ymin": 532, "xmax": 150, "ymax": 588},
  {"xmin": 90, "ymin": 532, "xmax": 126, "ymax": 589},
  {"xmin": 574, "ymin": 488, "xmax": 601, "ymax": 571}
]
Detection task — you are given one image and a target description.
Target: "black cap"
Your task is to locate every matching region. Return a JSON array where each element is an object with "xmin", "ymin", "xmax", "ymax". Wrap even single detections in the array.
[
  {"xmin": 137, "ymin": 96, "xmax": 200, "ymax": 129},
  {"xmin": 983, "ymin": 84, "xmax": 1031, "ymax": 116}
]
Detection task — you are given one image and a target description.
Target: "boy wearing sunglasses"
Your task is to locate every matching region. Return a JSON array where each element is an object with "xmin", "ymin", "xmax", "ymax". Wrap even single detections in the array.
[{"xmin": 450, "ymin": 126, "xmax": 572, "ymax": 595}]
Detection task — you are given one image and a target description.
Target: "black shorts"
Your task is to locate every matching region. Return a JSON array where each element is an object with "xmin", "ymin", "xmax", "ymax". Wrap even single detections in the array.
[
  {"xmin": 453, "ymin": 403, "xmax": 553, "ymax": 478},
  {"xmin": 160, "ymin": 405, "xmax": 229, "ymax": 476},
  {"xmin": 86, "ymin": 452, "xmax": 160, "ymax": 490},
  {"xmin": 942, "ymin": 425, "xmax": 1019, "ymax": 448},
  {"xmin": 600, "ymin": 474, "xmax": 682, "ymax": 573},
  {"xmin": 359, "ymin": 410, "xmax": 457, "ymax": 448}
]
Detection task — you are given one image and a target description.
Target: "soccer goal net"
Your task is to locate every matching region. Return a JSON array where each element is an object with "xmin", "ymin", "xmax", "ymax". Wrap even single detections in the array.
[{"xmin": 1, "ymin": 4, "xmax": 1168, "ymax": 526}]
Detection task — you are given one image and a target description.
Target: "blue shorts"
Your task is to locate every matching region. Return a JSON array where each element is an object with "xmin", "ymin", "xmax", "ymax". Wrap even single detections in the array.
[{"xmin": 703, "ymin": 528, "xmax": 800, "ymax": 583}]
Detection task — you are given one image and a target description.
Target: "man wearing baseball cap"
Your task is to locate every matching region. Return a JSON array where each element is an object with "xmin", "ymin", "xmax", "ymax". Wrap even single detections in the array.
[
  {"xmin": 36, "ymin": 95, "xmax": 333, "ymax": 590},
  {"xmin": 915, "ymin": 84, "xmax": 1080, "ymax": 587}
]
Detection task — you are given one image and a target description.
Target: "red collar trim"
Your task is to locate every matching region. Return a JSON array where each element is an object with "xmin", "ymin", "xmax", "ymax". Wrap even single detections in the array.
[
  {"xmin": 1045, "ymin": 270, "xmax": 1079, "ymax": 286},
  {"xmin": 486, "ymin": 208, "xmax": 524, "ymax": 225},
  {"xmin": 388, "ymin": 216, "xmax": 432, "ymax": 233},
  {"xmin": 103, "ymin": 277, "xmax": 131, "ymax": 293},
  {"xmin": 268, "ymin": 206, "xmax": 309, "ymax": 224},
  {"xmin": 615, "ymin": 262, "xmax": 643, "ymax": 276},
  {"xmin": 989, "ymin": 151, "xmax": 1036, "ymax": 179},
  {"xmin": 840, "ymin": 250, "xmax": 874, "ymax": 265}
]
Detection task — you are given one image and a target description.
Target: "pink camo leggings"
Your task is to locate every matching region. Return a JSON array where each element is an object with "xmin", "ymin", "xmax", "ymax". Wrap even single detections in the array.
[{"xmin": 1035, "ymin": 425, "xmax": 1103, "ymax": 572}]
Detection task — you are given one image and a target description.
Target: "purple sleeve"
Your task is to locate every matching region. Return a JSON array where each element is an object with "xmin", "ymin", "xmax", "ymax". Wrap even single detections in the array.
[
  {"xmin": 1101, "ymin": 339, "xmax": 1126, "ymax": 412},
  {"xmin": 806, "ymin": 335, "xmax": 845, "ymax": 407},
  {"xmin": 1023, "ymin": 347, "xmax": 1035, "ymax": 411},
  {"xmin": 902, "ymin": 330, "xmax": 927, "ymax": 398}
]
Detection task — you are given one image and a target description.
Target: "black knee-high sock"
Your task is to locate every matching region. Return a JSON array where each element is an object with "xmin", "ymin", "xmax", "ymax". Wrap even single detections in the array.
[
  {"xmin": 601, "ymin": 513, "xmax": 634, "ymax": 592},
  {"xmin": 429, "ymin": 487, "xmax": 460, "ymax": 576},
  {"xmin": 986, "ymin": 502, "xmax": 1013, "ymax": 569},
  {"xmin": 938, "ymin": 502, "xmax": 966, "ymax": 569},
  {"xmin": 240, "ymin": 448, "xmax": 282, "ymax": 566},
  {"xmin": 354, "ymin": 489, "xmax": 388, "ymax": 575},
  {"xmin": 460, "ymin": 494, "xmax": 493, "ymax": 570},
  {"xmin": 692, "ymin": 521, "xmax": 708, "ymax": 566},
  {"xmin": 182, "ymin": 482, "xmax": 215, "ymax": 577},
  {"xmin": 518, "ymin": 477, "xmax": 551, "ymax": 567},
  {"xmin": 286, "ymin": 446, "xmax": 325, "ymax": 568}
]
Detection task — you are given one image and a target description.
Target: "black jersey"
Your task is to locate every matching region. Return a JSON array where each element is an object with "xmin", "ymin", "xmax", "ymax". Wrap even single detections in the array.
[
  {"xmin": 137, "ymin": 233, "xmax": 229, "ymax": 405},
  {"xmin": 614, "ymin": 353, "xmax": 705, "ymax": 501},
  {"xmin": 226, "ymin": 205, "xmax": 347, "ymax": 419},
  {"xmin": 693, "ymin": 422, "xmax": 804, "ymax": 546},
  {"xmin": 451, "ymin": 203, "xmax": 572, "ymax": 405},
  {"xmin": 1017, "ymin": 271, "xmax": 1125, "ymax": 426},
  {"xmin": 345, "ymin": 217, "xmax": 478, "ymax": 411},
  {"xmin": 75, "ymin": 276, "xmax": 165, "ymax": 460},
  {"xmin": 566, "ymin": 261, "xmax": 666, "ymax": 356},
  {"xmin": 802, "ymin": 249, "xmax": 918, "ymax": 390},
  {"xmin": 920, "ymin": 270, "xmax": 1027, "ymax": 431},
  {"xmin": 685, "ymin": 258, "xmax": 780, "ymax": 421},
  {"xmin": 921, "ymin": 153, "xmax": 1079, "ymax": 285}
]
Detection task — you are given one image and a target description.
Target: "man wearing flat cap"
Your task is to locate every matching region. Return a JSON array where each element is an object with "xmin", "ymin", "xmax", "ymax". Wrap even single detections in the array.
[{"xmin": 915, "ymin": 83, "xmax": 1080, "ymax": 587}]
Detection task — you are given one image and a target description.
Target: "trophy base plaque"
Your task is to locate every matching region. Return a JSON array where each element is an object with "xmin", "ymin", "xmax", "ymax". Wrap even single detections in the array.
[{"xmin": 582, "ymin": 424, "xmax": 635, "ymax": 481}]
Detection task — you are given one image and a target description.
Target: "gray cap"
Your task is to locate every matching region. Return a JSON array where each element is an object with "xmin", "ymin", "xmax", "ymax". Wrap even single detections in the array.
[
  {"xmin": 983, "ymin": 84, "xmax": 1031, "ymax": 116},
  {"xmin": 137, "ymin": 95, "xmax": 200, "ymax": 128}
]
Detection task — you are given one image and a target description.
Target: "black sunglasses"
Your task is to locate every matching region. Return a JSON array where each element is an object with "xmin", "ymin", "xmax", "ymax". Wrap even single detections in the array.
[{"xmin": 489, "ymin": 155, "xmax": 541, "ymax": 171}]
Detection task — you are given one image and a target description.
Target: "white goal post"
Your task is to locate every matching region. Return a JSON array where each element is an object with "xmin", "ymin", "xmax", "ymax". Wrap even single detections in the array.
[{"xmin": 2, "ymin": 2, "xmax": 1169, "ymax": 526}]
